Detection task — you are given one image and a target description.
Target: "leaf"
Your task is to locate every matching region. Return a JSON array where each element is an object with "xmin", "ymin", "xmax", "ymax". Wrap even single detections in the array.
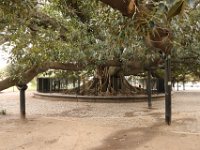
[{"xmin": 167, "ymin": 0, "xmax": 185, "ymax": 20}]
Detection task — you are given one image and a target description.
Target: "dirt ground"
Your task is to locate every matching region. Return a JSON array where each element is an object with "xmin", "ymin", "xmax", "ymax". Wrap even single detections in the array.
[{"xmin": 0, "ymin": 91, "xmax": 200, "ymax": 150}]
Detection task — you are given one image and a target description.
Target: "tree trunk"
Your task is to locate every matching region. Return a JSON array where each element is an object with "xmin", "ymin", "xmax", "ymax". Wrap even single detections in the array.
[
  {"xmin": 0, "ymin": 60, "xmax": 146, "ymax": 92},
  {"xmin": 66, "ymin": 65, "xmax": 145, "ymax": 96}
]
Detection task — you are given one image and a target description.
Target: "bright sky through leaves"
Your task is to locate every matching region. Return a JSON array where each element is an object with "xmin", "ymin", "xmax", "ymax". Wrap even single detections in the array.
[{"xmin": 0, "ymin": 47, "xmax": 9, "ymax": 69}]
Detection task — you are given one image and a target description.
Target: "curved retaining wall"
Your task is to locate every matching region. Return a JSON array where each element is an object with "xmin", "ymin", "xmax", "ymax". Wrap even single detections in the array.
[{"xmin": 33, "ymin": 92, "xmax": 165, "ymax": 103}]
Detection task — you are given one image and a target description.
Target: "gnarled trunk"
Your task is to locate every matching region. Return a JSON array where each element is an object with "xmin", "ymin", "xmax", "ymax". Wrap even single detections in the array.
[{"xmin": 66, "ymin": 65, "xmax": 144, "ymax": 96}]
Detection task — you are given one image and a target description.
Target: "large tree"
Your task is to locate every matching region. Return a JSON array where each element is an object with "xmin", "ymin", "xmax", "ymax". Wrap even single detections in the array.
[{"xmin": 0, "ymin": 0, "xmax": 199, "ymax": 94}]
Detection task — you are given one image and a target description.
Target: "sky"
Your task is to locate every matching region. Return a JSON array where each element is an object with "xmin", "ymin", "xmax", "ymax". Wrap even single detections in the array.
[
  {"xmin": 0, "ymin": 53, "xmax": 8, "ymax": 69},
  {"xmin": 0, "ymin": 47, "xmax": 9, "ymax": 69}
]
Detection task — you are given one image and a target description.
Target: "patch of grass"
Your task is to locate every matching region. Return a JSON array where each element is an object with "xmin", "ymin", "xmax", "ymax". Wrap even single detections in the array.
[{"xmin": 0, "ymin": 109, "xmax": 6, "ymax": 115}]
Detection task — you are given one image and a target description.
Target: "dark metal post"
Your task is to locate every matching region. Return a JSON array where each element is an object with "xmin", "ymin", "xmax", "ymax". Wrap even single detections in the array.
[
  {"xmin": 66, "ymin": 78, "xmax": 68, "ymax": 89},
  {"xmin": 77, "ymin": 76, "xmax": 81, "ymax": 94},
  {"xmin": 183, "ymin": 81, "xmax": 185, "ymax": 90},
  {"xmin": 165, "ymin": 54, "xmax": 172, "ymax": 125},
  {"xmin": 17, "ymin": 84, "xmax": 28, "ymax": 119},
  {"xmin": 73, "ymin": 79, "xmax": 76, "ymax": 88},
  {"xmin": 147, "ymin": 70, "xmax": 152, "ymax": 108},
  {"xmin": 177, "ymin": 82, "xmax": 179, "ymax": 91}
]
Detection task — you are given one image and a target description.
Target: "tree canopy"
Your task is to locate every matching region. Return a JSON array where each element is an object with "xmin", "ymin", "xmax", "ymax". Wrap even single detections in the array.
[{"xmin": 0, "ymin": 0, "xmax": 200, "ymax": 92}]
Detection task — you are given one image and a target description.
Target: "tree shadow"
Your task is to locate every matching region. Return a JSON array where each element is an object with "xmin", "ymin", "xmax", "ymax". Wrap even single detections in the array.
[{"xmin": 91, "ymin": 122, "xmax": 164, "ymax": 150}]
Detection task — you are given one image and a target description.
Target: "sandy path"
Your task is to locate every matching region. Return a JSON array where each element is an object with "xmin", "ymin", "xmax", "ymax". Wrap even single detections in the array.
[{"xmin": 0, "ymin": 91, "xmax": 200, "ymax": 150}]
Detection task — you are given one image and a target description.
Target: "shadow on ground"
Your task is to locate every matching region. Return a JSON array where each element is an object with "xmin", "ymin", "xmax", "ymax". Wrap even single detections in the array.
[{"xmin": 90, "ymin": 122, "xmax": 164, "ymax": 150}]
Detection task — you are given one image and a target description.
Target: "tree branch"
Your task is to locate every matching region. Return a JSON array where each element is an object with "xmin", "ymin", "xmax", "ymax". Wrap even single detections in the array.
[
  {"xmin": 0, "ymin": 59, "xmax": 151, "ymax": 91},
  {"xmin": 0, "ymin": 62, "xmax": 83, "ymax": 91},
  {"xmin": 100, "ymin": 0, "xmax": 138, "ymax": 16}
]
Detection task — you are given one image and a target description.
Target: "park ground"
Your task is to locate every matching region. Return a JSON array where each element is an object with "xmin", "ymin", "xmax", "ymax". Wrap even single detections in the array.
[{"xmin": 0, "ymin": 90, "xmax": 200, "ymax": 150}]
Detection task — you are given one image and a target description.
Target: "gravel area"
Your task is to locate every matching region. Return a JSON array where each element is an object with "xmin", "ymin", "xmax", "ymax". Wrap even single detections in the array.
[
  {"xmin": 0, "ymin": 90, "xmax": 200, "ymax": 150},
  {"xmin": 0, "ymin": 91, "xmax": 165, "ymax": 118}
]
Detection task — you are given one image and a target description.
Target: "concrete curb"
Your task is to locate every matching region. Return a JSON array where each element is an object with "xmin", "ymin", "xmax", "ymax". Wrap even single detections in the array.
[{"xmin": 33, "ymin": 92, "xmax": 165, "ymax": 103}]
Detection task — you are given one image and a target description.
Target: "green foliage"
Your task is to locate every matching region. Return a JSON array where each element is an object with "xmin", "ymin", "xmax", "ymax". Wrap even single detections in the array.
[
  {"xmin": 0, "ymin": 0, "xmax": 144, "ymax": 67},
  {"xmin": 0, "ymin": 70, "xmax": 5, "ymax": 79},
  {"xmin": 170, "ymin": 1, "xmax": 200, "ymax": 80},
  {"xmin": 167, "ymin": 0, "xmax": 186, "ymax": 20},
  {"xmin": 0, "ymin": 0, "xmax": 200, "ymax": 81}
]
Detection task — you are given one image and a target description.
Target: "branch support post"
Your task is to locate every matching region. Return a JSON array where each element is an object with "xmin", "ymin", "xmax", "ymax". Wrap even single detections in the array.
[
  {"xmin": 147, "ymin": 69, "xmax": 152, "ymax": 109},
  {"xmin": 17, "ymin": 84, "xmax": 28, "ymax": 119},
  {"xmin": 165, "ymin": 54, "xmax": 172, "ymax": 125}
]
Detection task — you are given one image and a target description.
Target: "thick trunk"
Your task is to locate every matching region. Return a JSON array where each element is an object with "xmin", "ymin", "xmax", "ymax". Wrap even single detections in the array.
[{"xmin": 67, "ymin": 65, "xmax": 145, "ymax": 96}]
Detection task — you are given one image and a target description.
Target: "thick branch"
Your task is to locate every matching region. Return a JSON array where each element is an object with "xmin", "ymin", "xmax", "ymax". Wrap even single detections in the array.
[
  {"xmin": 100, "ymin": 0, "xmax": 138, "ymax": 16},
  {"xmin": 0, "ymin": 62, "xmax": 83, "ymax": 91},
  {"xmin": 0, "ymin": 59, "xmax": 151, "ymax": 91}
]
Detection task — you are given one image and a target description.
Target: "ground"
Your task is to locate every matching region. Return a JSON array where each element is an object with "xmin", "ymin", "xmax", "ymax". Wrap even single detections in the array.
[{"xmin": 0, "ymin": 90, "xmax": 200, "ymax": 150}]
